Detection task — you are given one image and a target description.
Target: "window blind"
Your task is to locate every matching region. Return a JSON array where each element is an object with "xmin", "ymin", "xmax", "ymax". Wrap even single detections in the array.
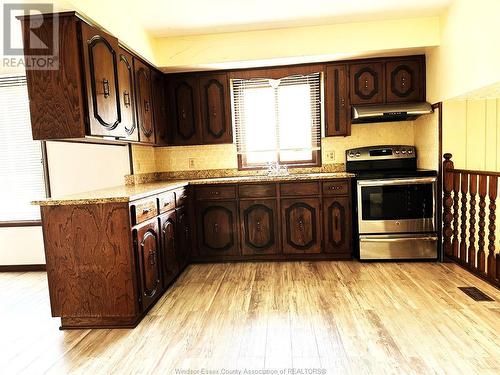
[
  {"xmin": 0, "ymin": 76, "xmax": 46, "ymax": 222},
  {"xmin": 232, "ymin": 72, "xmax": 322, "ymax": 167}
]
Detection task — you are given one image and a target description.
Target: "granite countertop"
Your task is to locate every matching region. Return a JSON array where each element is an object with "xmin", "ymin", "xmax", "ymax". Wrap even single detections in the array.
[{"xmin": 33, "ymin": 172, "xmax": 355, "ymax": 206}]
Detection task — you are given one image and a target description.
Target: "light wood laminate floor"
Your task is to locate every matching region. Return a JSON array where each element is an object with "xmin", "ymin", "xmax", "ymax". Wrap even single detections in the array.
[{"xmin": 1, "ymin": 261, "xmax": 499, "ymax": 374}]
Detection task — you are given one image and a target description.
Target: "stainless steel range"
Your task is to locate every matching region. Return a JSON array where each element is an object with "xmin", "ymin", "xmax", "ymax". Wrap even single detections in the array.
[{"xmin": 346, "ymin": 145, "xmax": 438, "ymax": 260}]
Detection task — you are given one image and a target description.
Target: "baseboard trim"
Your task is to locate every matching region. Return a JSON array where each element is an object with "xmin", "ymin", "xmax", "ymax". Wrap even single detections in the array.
[{"xmin": 0, "ymin": 264, "xmax": 46, "ymax": 272}]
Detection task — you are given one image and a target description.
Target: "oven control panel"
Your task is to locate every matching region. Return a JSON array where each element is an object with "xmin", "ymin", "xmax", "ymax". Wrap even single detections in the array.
[{"xmin": 346, "ymin": 145, "xmax": 416, "ymax": 161}]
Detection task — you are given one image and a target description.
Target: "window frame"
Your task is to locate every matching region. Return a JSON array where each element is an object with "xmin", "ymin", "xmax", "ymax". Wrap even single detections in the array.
[{"xmin": 229, "ymin": 65, "xmax": 324, "ymax": 171}]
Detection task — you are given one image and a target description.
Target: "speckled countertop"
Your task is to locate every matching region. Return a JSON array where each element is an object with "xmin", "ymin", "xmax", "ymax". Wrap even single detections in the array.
[{"xmin": 33, "ymin": 172, "xmax": 355, "ymax": 206}]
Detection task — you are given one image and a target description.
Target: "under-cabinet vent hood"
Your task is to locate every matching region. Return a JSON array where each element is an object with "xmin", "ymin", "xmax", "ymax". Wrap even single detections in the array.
[{"xmin": 352, "ymin": 102, "xmax": 433, "ymax": 123}]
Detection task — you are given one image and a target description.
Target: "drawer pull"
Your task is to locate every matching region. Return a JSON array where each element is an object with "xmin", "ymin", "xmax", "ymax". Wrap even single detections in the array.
[
  {"xmin": 102, "ymin": 78, "xmax": 110, "ymax": 98},
  {"xmin": 209, "ymin": 191, "xmax": 220, "ymax": 195},
  {"xmin": 330, "ymin": 186, "xmax": 342, "ymax": 190},
  {"xmin": 142, "ymin": 207, "xmax": 152, "ymax": 214}
]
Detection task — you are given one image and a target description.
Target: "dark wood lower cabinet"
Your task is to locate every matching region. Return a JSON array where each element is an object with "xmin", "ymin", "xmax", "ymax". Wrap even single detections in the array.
[
  {"xmin": 281, "ymin": 198, "xmax": 322, "ymax": 254},
  {"xmin": 240, "ymin": 199, "xmax": 278, "ymax": 255},
  {"xmin": 159, "ymin": 210, "xmax": 179, "ymax": 288},
  {"xmin": 197, "ymin": 201, "xmax": 239, "ymax": 256},
  {"xmin": 134, "ymin": 219, "xmax": 162, "ymax": 311},
  {"xmin": 323, "ymin": 196, "xmax": 351, "ymax": 255},
  {"xmin": 176, "ymin": 205, "xmax": 192, "ymax": 269}
]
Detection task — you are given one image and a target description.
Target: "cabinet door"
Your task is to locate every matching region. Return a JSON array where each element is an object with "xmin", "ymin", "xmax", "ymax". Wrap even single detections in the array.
[
  {"xmin": 240, "ymin": 199, "xmax": 278, "ymax": 255},
  {"xmin": 80, "ymin": 22, "xmax": 123, "ymax": 137},
  {"xmin": 386, "ymin": 59, "xmax": 424, "ymax": 103},
  {"xmin": 350, "ymin": 62, "xmax": 384, "ymax": 105},
  {"xmin": 169, "ymin": 77, "xmax": 201, "ymax": 145},
  {"xmin": 197, "ymin": 201, "xmax": 239, "ymax": 256},
  {"xmin": 152, "ymin": 69, "xmax": 168, "ymax": 145},
  {"xmin": 134, "ymin": 59, "xmax": 155, "ymax": 144},
  {"xmin": 134, "ymin": 220, "xmax": 162, "ymax": 311},
  {"xmin": 176, "ymin": 206, "xmax": 192, "ymax": 270},
  {"xmin": 323, "ymin": 196, "xmax": 351, "ymax": 255},
  {"xmin": 117, "ymin": 48, "xmax": 138, "ymax": 141},
  {"xmin": 199, "ymin": 74, "xmax": 232, "ymax": 144},
  {"xmin": 281, "ymin": 198, "xmax": 321, "ymax": 254},
  {"xmin": 325, "ymin": 65, "xmax": 350, "ymax": 136},
  {"xmin": 159, "ymin": 211, "xmax": 179, "ymax": 288}
]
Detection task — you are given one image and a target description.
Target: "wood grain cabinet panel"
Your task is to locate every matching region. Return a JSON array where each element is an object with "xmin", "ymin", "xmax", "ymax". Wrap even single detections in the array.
[
  {"xmin": 117, "ymin": 48, "xmax": 138, "ymax": 141},
  {"xmin": 176, "ymin": 205, "xmax": 192, "ymax": 269},
  {"xmin": 197, "ymin": 201, "xmax": 239, "ymax": 256},
  {"xmin": 159, "ymin": 211, "xmax": 179, "ymax": 288},
  {"xmin": 386, "ymin": 59, "xmax": 424, "ymax": 103},
  {"xmin": 350, "ymin": 62, "xmax": 384, "ymax": 105},
  {"xmin": 238, "ymin": 184, "xmax": 277, "ymax": 198},
  {"xmin": 151, "ymin": 69, "xmax": 169, "ymax": 145},
  {"xmin": 325, "ymin": 65, "xmax": 350, "ymax": 136},
  {"xmin": 199, "ymin": 74, "xmax": 233, "ymax": 144},
  {"xmin": 131, "ymin": 197, "xmax": 158, "ymax": 225},
  {"xmin": 195, "ymin": 185, "xmax": 237, "ymax": 200},
  {"xmin": 240, "ymin": 200, "xmax": 278, "ymax": 255},
  {"xmin": 80, "ymin": 22, "xmax": 123, "ymax": 137},
  {"xmin": 281, "ymin": 198, "xmax": 321, "ymax": 254},
  {"xmin": 280, "ymin": 182, "xmax": 320, "ymax": 196},
  {"xmin": 134, "ymin": 220, "xmax": 162, "ymax": 311},
  {"xmin": 135, "ymin": 59, "xmax": 155, "ymax": 144},
  {"xmin": 323, "ymin": 196, "xmax": 352, "ymax": 255},
  {"xmin": 322, "ymin": 180, "xmax": 350, "ymax": 196},
  {"xmin": 169, "ymin": 76, "xmax": 201, "ymax": 145}
]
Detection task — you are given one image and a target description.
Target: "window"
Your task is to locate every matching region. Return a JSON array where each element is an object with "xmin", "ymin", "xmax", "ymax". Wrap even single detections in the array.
[
  {"xmin": 0, "ymin": 76, "xmax": 47, "ymax": 223},
  {"xmin": 232, "ymin": 71, "xmax": 322, "ymax": 169}
]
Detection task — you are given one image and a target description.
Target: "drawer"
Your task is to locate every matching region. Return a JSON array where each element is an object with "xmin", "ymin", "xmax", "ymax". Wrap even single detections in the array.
[
  {"xmin": 175, "ymin": 188, "xmax": 189, "ymax": 207},
  {"xmin": 158, "ymin": 191, "xmax": 175, "ymax": 213},
  {"xmin": 322, "ymin": 180, "xmax": 350, "ymax": 196},
  {"xmin": 195, "ymin": 185, "xmax": 236, "ymax": 200},
  {"xmin": 239, "ymin": 184, "xmax": 276, "ymax": 198},
  {"xmin": 280, "ymin": 182, "xmax": 319, "ymax": 196},
  {"xmin": 132, "ymin": 197, "xmax": 158, "ymax": 225}
]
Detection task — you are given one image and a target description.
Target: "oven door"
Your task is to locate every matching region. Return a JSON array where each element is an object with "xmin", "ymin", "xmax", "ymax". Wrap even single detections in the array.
[{"xmin": 357, "ymin": 176, "xmax": 436, "ymax": 234}]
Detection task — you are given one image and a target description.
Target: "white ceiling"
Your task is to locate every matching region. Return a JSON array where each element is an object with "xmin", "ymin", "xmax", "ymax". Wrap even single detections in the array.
[{"xmin": 137, "ymin": 0, "xmax": 454, "ymax": 37}]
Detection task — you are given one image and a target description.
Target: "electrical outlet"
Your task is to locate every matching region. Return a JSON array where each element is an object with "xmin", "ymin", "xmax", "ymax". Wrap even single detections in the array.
[
  {"xmin": 326, "ymin": 151, "xmax": 335, "ymax": 162},
  {"xmin": 188, "ymin": 158, "xmax": 195, "ymax": 169}
]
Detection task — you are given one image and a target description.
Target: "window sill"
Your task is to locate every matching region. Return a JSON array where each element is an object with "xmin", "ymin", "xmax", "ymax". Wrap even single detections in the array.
[{"xmin": 0, "ymin": 220, "xmax": 42, "ymax": 228}]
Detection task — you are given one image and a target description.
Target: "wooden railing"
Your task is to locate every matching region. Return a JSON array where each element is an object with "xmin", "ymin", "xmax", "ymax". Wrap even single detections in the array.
[{"xmin": 443, "ymin": 153, "xmax": 500, "ymax": 287}]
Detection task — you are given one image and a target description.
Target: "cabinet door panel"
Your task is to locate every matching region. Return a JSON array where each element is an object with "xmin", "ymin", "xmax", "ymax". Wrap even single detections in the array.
[
  {"xmin": 325, "ymin": 65, "xmax": 350, "ymax": 136},
  {"xmin": 350, "ymin": 62, "xmax": 384, "ymax": 105},
  {"xmin": 152, "ymin": 70, "xmax": 168, "ymax": 145},
  {"xmin": 176, "ymin": 206, "xmax": 191, "ymax": 269},
  {"xmin": 240, "ymin": 200, "xmax": 278, "ymax": 255},
  {"xmin": 281, "ymin": 198, "xmax": 321, "ymax": 254},
  {"xmin": 200, "ymin": 74, "xmax": 232, "ymax": 144},
  {"xmin": 135, "ymin": 59, "xmax": 155, "ymax": 144},
  {"xmin": 323, "ymin": 197, "xmax": 351, "ymax": 255},
  {"xmin": 170, "ymin": 77, "xmax": 201, "ymax": 145},
  {"xmin": 135, "ymin": 220, "xmax": 162, "ymax": 311},
  {"xmin": 117, "ymin": 48, "xmax": 138, "ymax": 141},
  {"xmin": 197, "ymin": 201, "xmax": 239, "ymax": 256},
  {"xmin": 80, "ymin": 23, "xmax": 123, "ymax": 137},
  {"xmin": 159, "ymin": 211, "xmax": 179, "ymax": 287},
  {"xmin": 386, "ymin": 59, "xmax": 423, "ymax": 103}
]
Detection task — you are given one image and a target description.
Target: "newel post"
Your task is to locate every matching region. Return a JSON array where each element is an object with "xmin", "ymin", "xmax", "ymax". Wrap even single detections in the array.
[{"xmin": 443, "ymin": 153, "xmax": 454, "ymax": 257}]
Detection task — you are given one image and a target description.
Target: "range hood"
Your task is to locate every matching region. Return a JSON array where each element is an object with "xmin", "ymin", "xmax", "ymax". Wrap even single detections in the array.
[{"xmin": 352, "ymin": 102, "xmax": 433, "ymax": 123}]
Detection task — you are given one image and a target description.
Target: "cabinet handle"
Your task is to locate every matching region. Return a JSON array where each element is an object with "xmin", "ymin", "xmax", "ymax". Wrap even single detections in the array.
[
  {"xmin": 209, "ymin": 191, "xmax": 220, "ymax": 195},
  {"xmin": 340, "ymin": 98, "xmax": 345, "ymax": 108},
  {"xmin": 124, "ymin": 91, "xmax": 130, "ymax": 107},
  {"xmin": 298, "ymin": 218, "xmax": 304, "ymax": 232},
  {"xmin": 256, "ymin": 220, "xmax": 262, "ymax": 232},
  {"xmin": 213, "ymin": 223, "xmax": 219, "ymax": 234},
  {"xmin": 144, "ymin": 100, "xmax": 150, "ymax": 112},
  {"xmin": 330, "ymin": 186, "xmax": 342, "ymax": 190},
  {"xmin": 102, "ymin": 79, "xmax": 110, "ymax": 98},
  {"xmin": 142, "ymin": 207, "xmax": 151, "ymax": 214},
  {"xmin": 149, "ymin": 249, "xmax": 157, "ymax": 266},
  {"xmin": 181, "ymin": 109, "xmax": 186, "ymax": 119},
  {"xmin": 212, "ymin": 106, "xmax": 217, "ymax": 117},
  {"xmin": 364, "ymin": 79, "xmax": 368, "ymax": 89},
  {"xmin": 185, "ymin": 226, "xmax": 189, "ymax": 240}
]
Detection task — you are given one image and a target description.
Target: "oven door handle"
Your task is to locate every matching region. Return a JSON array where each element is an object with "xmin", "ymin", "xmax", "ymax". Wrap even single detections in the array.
[
  {"xmin": 359, "ymin": 236, "xmax": 438, "ymax": 242},
  {"xmin": 357, "ymin": 177, "xmax": 437, "ymax": 186}
]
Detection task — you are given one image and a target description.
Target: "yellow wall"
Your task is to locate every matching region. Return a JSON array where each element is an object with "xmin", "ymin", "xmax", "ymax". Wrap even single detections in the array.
[
  {"xmin": 154, "ymin": 17, "xmax": 439, "ymax": 71},
  {"xmin": 443, "ymin": 99, "xmax": 500, "ymax": 171},
  {"xmin": 414, "ymin": 111, "xmax": 440, "ymax": 171},
  {"xmin": 426, "ymin": 0, "xmax": 500, "ymax": 102}
]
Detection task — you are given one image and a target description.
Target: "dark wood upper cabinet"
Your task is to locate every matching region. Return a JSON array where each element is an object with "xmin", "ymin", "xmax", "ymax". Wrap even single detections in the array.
[
  {"xmin": 349, "ymin": 62, "xmax": 384, "ymax": 105},
  {"xmin": 159, "ymin": 211, "xmax": 179, "ymax": 288},
  {"xmin": 240, "ymin": 199, "xmax": 278, "ymax": 255},
  {"xmin": 80, "ymin": 22, "xmax": 123, "ymax": 138},
  {"xmin": 323, "ymin": 196, "xmax": 351, "ymax": 255},
  {"xmin": 169, "ymin": 76, "xmax": 201, "ymax": 145},
  {"xmin": 134, "ymin": 220, "xmax": 162, "ymax": 311},
  {"xmin": 281, "ymin": 198, "xmax": 321, "ymax": 254},
  {"xmin": 151, "ymin": 69, "xmax": 169, "ymax": 145},
  {"xmin": 199, "ymin": 74, "xmax": 233, "ymax": 144},
  {"xmin": 197, "ymin": 201, "xmax": 239, "ymax": 256},
  {"xmin": 386, "ymin": 58, "xmax": 424, "ymax": 103},
  {"xmin": 134, "ymin": 59, "xmax": 155, "ymax": 144},
  {"xmin": 325, "ymin": 65, "xmax": 350, "ymax": 137},
  {"xmin": 117, "ymin": 48, "xmax": 138, "ymax": 141}
]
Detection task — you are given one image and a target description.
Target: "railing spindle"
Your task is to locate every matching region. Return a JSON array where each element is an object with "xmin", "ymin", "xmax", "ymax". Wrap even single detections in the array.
[
  {"xmin": 477, "ymin": 175, "xmax": 487, "ymax": 273},
  {"xmin": 452, "ymin": 173, "xmax": 461, "ymax": 258},
  {"xmin": 487, "ymin": 176, "xmax": 497, "ymax": 280},
  {"xmin": 460, "ymin": 173, "xmax": 469, "ymax": 263},
  {"xmin": 468, "ymin": 174, "xmax": 477, "ymax": 267},
  {"xmin": 442, "ymin": 154, "xmax": 454, "ymax": 257}
]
